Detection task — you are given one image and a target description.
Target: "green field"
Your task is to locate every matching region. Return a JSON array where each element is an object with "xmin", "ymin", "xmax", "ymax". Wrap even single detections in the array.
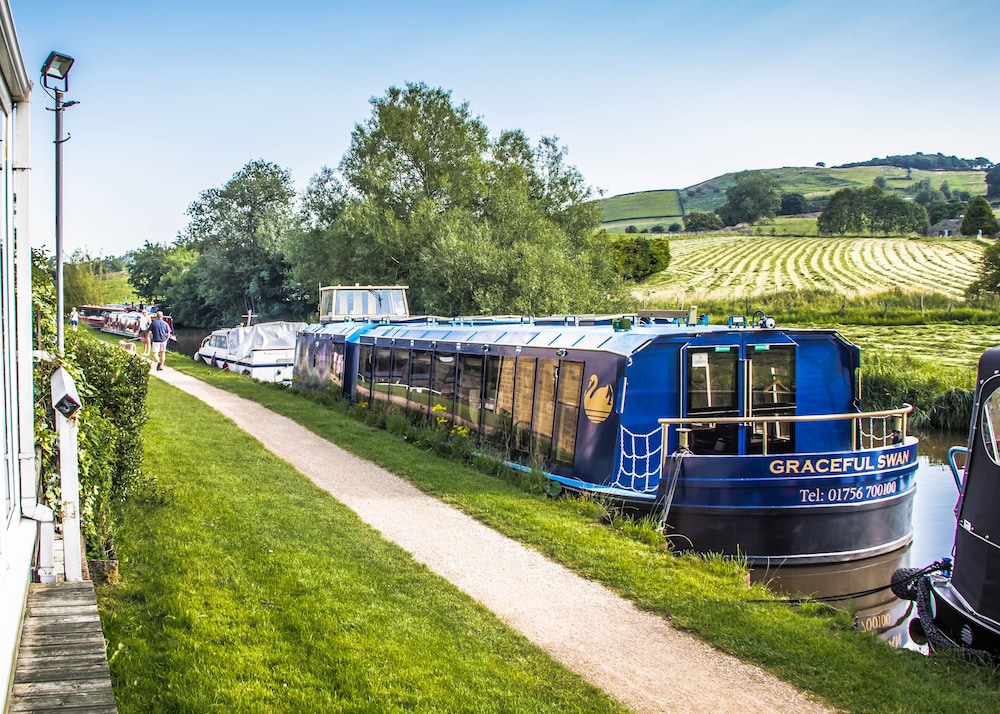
[
  {"xmin": 637, "ymin": 234, "xmax": 985, "ymax": 303},
  {"xmin": 599, "ymin": 166, "xmax": 989, "ymax": 224},
  {"xmin": 599, "ymin": 189, "xmax": 683, "ymax": 223}
]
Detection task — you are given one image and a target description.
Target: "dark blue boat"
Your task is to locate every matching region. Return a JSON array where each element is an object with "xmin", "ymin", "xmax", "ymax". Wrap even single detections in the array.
[
  {"xmin": 893, "ymin": 346, "xmax": 1000, "ymax": 660},
  {"xmin": 294, "ymin": 302, "xmax": 917, "ymax": 565}
]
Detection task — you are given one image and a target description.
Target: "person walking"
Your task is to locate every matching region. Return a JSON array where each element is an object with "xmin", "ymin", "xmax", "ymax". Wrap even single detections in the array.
[
  {"xmin": 149, "ymin": 311, "xmax": 172, "ymax": 371},
  {"xmin": 138, "ymin": 308, "xmax": 152, "ymax": 357},
  {"xmin": 69, "ymin": 307, "xmax": 79, "ymax": 331}
]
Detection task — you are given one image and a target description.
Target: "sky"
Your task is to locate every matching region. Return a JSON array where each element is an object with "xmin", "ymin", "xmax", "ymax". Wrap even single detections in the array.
[{"xmin": 10, "ymin": 0, "xmax": 999, "ymax": 258}]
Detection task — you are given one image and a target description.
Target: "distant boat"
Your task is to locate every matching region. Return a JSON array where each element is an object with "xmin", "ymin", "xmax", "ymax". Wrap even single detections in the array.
[
  {"xmin": 101, "ymin": 309, "xmax": 173, "ymax": 339},
  {"xmin": 77, "ymin": 304, "xmax": 124, "ymax": 329},
  {"xmin": 195, "ymin": 321, "xmax": 306, "ymax": 382}
]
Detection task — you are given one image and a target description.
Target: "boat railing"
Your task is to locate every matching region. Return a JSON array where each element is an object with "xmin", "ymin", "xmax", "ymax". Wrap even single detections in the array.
[{"xmin": 658, "ymin": 404, "xmax": 914, "ymax": 456}]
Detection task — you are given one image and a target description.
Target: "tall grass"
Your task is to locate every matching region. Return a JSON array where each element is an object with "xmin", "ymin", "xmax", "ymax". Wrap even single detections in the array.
[{"xmin": 862, "ymin": 349, "xmax": 976, "ymax": 430}]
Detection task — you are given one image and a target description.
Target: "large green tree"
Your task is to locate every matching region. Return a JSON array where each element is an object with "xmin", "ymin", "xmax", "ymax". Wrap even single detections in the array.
[
  {"xmin": 717, "ymin": 171, "xmax": 781, "ymax": 226},
  {"xmin": 962, "ymin": 196, "xmax": 1000, "ymax": 237},
  {"xmin": 682, "ymin": 211, "xmax": 723, "ymax": 232},
  {"xmin": 126, "ymin": 241, "xmax": 197, "ymax": 303},
  {"xmin": 173, "ymin": 160, "xmax": 306, "ymax": 326},
  {"xmin": 818, "ymin": 186, "xmax": 927, "ymax": 236},
  {"xmin": 986, "ymin": 165, "xmax": 1000, "ymax": 200},
  {"xmin": 286, "ymin": 83, "xmax": 625, "ymax": 316}
]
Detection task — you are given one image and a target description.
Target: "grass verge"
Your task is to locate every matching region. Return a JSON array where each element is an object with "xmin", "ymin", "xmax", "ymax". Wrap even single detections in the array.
[
  {"xmin": 98, "ymin": 378, "xmax": 627, "ymax": 712},
  {"xmin": 115, "ymin": 353, "xmax": 1000, "ymax": 714}
]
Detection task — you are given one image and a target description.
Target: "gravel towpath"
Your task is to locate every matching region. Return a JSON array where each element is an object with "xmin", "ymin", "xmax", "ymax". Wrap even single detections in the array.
[{"xmin": 153, "ymin": 366, "xmax": 833, "ymax": 714}]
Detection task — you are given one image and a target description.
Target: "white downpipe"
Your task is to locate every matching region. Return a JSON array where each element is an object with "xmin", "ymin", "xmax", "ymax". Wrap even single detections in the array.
[
  {"xmin": 13, "ymin": 91, "xmax": 55, "ymax": 583},
  {"xmin": 58, "ymin": 412, "xmax": 83, "ymax": 582},
  {"xmin": 21, "ymin": 501, "xmax": 55, "ymax": 584}
]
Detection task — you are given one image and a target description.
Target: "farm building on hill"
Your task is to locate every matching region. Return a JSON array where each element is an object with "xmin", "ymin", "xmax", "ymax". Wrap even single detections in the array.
[{"xmin": 928, "ymin": 218, "xmax": 964, "ymax": 237}]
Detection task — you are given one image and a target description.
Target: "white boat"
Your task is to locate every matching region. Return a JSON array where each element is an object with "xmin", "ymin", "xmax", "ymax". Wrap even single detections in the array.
[{"xmin": 195, "ymin": 321, "xmax": 306, "ymax": 382}]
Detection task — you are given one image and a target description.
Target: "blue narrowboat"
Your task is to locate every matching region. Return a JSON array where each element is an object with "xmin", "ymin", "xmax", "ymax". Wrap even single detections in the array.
[{"xmin": 294, "ymin": 296, "xmax": 917, "ymax": 565}]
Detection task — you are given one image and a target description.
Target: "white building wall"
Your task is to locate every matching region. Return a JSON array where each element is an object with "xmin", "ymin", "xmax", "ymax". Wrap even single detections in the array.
[{"xmin": 0, "ymin": 0, "xmax": 35, "ymax": 704}]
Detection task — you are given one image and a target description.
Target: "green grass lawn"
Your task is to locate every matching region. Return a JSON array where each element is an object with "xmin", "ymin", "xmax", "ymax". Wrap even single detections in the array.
[
  {"xmin": 96, "ymin": 352, "xmax": 1000, "ymax": 714},
  {"xmin": 99, "ymin": 378, "xmax": 627, "ymax": 713}
]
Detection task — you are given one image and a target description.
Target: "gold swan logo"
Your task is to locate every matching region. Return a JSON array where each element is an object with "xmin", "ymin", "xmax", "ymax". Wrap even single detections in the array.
[{"xmin": 583, "ymin": 374, "xmax": 614, "ymax": 424}]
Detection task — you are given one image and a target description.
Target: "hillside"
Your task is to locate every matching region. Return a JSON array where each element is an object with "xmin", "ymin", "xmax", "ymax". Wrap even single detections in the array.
[{"xmin": 599, "ymin": 165, "xmax": 988, "ymax": 232}]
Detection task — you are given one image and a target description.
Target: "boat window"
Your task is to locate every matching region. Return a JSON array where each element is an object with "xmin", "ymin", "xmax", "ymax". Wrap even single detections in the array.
[
  {"xmin": 748, "ymin": 345, "xmax": 796, "ymax": 454},
  {"xmin": 409, "ymin": 350, "xmax": 432, "ymax": 418},
  {"xmin": 331, "ymin": 342, "xmax": 345, "ymax": 388},
  {"xmin": 432, "ymin": 353, "xmax": 457, "ymax": 421},
  {"xmin": 455, "ymin": 354, "xmax": 484, "ymax": 436},
  {"xmin": 389, "ymin": 348, "xmax": 410, "ymax": 410},
  {"xmin": 686, "ymin": 348, "xmax": 739, "ymax": 455},
  {"xmin": 483, "ymin": 355, "xmax": 515, "ymax": 451},
  {"xmin": 372, "ymin": 347, "xmax": 393, "ymax": 403},
  {"xmin": 531, "ymin": 358, "xmax": 559, "ymax": 463},
  {"xmin": 357, "ymin": 345, "xmax": 374, "ymax": 401},
  {"xmin": 982, "ymin": 386, "xmax": 1000, "ymax": 466},
  {"xmin": 552, "ymin": 361, "xmax": 583, "ymax": 467},
  {"xmin": 687, "ymin": 349, "xmax": 738, "ymax": 413},
  {"xmin": 512, "ymin": 358, "xmax": 537, "ymax": 458}
]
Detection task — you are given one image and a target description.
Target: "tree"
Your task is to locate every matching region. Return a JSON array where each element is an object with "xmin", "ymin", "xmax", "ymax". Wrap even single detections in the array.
[
  {"xmin": 717, "ymin": 171, "xmax": 780, "ymax": 226},
  {"xmin": 176, "ymin": 159, "xmax": 302, "ymax": 325},
  {"xmin": 611, "ymin": 235, "xmax": 670, "ymax": 282},
  {"xmin": 962, "ymin": 197, "xmax": 1000, "ymax": 237},
  {"xmin": 63, "ymin": 250, "xmax": 131, "ymax": 308},
  {"xmin": 683, "ymin": 211, "xmax": 723, "ymax": 232},
  {"xmin": 968, "ymin": 238, "xmax": 1000, "ymax": 296},
  {"xmin": 987, "ymin": 165, "xmax": 1000, "ymax": 200},
  {"xmin": 818, "ymin": 186, "xmax": 927, "ymax": 236},
  {"xmin": 127, "ymin": 241, "xmax": 197, "ymax": 303},
  {"xmin": 778, "ymin": 193, "xmax": 808, "ymax": 216},
  {"xmin": 296, "ymin": 83, "xmax": 626, "ymax": 316},
  {"xmin": 926, "ymin": 201, "xmax": 965, "ymax": 226},
  {"xmin": 624, "ymin": 225, "xmax": 638, "ymax": 234}
]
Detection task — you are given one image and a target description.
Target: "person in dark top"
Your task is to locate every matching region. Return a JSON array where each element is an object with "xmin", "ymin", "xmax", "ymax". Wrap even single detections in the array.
[{"xmin": 149, "ymin": 311, "xmax": 172, "ymax": 371}]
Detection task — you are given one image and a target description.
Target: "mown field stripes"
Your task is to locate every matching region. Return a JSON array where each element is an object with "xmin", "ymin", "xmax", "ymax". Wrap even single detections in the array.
[
  {"xmin": 9, "ymin": 581, "xmax": 117, "ymax": 713},
  {"xmin": 642, "ymin": 235, "xmax": 984, "ymax": 301}
]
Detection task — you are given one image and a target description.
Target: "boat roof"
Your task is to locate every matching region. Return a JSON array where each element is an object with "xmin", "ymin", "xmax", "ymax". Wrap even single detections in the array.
[{"xmin": 357, "ymin": 320, "xmax": 768, "ymax": 357}]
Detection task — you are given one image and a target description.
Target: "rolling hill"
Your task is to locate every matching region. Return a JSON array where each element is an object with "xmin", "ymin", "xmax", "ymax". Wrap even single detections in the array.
[{"xmin": 599, "ymin": 164, "xmax": 989, "ymax": 232}]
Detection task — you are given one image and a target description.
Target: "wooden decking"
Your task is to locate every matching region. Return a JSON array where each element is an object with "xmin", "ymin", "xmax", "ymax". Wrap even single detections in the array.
[{"xmin": 8, "ymin": 581, "xmax": 117, "ymax": 713}]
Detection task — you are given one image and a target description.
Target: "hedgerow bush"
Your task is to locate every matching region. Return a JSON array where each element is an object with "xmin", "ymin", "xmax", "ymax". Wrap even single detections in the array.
[
  {"xmin": 611, "ymin": 235, "xmax": 670, "ymax": 281},
  {"xmin": 32, "ymin": 250, "xmax": 150, "ymax": 558}
]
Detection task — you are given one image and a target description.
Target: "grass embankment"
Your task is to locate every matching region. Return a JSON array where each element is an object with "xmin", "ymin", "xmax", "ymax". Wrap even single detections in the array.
[
  {"xmin": 98, "ymin": 353, "xmax": 1000, "ymax": 713},
  {"xmin": 99, "ymin": 378, "xmax": 627, "ymax": 713}
]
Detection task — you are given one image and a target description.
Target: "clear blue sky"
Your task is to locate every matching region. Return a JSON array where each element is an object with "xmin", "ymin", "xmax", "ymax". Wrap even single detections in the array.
[{"xmin": 11, "ymin": 0, "xmax": 999, "ymax": 258}]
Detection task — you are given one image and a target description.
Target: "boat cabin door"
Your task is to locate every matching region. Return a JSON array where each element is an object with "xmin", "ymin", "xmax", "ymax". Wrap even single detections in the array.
[{"xmin": 683, "ymin": 338, "xmax": 797, "ymax": 455}]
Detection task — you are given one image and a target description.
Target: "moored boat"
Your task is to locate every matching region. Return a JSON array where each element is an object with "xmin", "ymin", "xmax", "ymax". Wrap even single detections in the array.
[
  {"xmin": 892, "ymin": 346, "xmax": 1000, "ymax": 660},
  {"xmin": 77, "ymin": 304, "xmax": 124, "ymax": 328},
  {"xmin": 195, "ymin": 321, "xmax": 307, "ymax": 382},
  {"xmin": 294, "ymin": 289, "xmax": 918, "ymax": 565}
]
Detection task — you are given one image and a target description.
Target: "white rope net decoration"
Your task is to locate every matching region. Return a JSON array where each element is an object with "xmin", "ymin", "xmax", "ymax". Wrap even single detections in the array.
[{"xmin": 613, "ymin": 425, "xmax": 663, "ymax": 493}]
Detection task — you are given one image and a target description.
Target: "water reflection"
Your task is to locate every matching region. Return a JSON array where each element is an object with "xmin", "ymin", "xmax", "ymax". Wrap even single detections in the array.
[{"xmin": 751, "ymin": 430, "xmax": 965, "ymax": 650}]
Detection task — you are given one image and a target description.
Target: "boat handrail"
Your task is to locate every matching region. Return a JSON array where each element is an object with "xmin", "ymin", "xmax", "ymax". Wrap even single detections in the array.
[
  {"xmin": 658, "ymin": 404, "xmax": 913, "ymax": 456},
  {"xmin": 947, "ymin": 445, "xmax": 967, "ymax": 491}
]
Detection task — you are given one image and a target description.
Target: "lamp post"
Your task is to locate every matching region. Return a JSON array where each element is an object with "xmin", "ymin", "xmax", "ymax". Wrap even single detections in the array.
[
  {"xmin": 41, "ymin": 52, "xmax": 84, "ymax": 582},
  {"xmin": 40, "ymin": 51, "xmax": 76, "ymax": 353}
]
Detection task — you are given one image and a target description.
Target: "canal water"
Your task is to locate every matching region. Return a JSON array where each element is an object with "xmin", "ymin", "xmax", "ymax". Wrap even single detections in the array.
[
  {"xmin": 170, "ymin": 325, "xmax": 962, "ymax": 648},
  {"xmin": 753, "ymin": 430, "xmax": 964, "ymax": 651}
]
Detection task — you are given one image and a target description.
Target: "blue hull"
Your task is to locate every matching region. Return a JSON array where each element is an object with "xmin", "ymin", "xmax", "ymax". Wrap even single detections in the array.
[{"xmin": 548, "ymin": 439, "xmax": 918, "ymax": 564}]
